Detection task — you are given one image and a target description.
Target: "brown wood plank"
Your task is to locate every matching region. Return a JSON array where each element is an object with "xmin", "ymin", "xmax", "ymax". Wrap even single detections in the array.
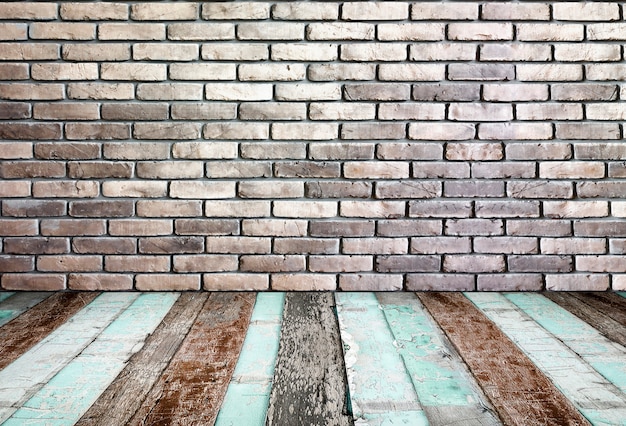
[
  {"xmin": 544, "ymin": 292, "xmax": 626, "ymax": 347},
  {"xmin": 570, "ymin": 292, "xmax": 626, "ymax": 326},
  {"xmin": 266, "ymin": 292, "xmax": 353, "ymax": 426},
  {"xmin": 76, "ymin": 292, "xmax": 208, "ymax": 426},
  {"xmin": 129, "ymin": 292, "xmax": 255, "ymax": 426},
  {"xmin": 417, "ymin": 292, "xmax": 590, "ymax": 426},
  {"xmin": 0, "ymin": 292, "xmax": 99, "ymax": 370}
]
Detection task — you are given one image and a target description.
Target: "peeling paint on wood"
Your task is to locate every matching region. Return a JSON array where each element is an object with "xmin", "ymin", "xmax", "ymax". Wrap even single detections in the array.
[{"xmin": 0, "ymin": 292, "xmax": 49, "ymax": 327}]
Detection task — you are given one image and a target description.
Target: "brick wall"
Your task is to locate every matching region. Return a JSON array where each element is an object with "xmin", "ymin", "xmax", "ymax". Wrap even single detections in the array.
[{"xmin": 0, "ymin": 1, "xmax": 625, "ymax": 292}]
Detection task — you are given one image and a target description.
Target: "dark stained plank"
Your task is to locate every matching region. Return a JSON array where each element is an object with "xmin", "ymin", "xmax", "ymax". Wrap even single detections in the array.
[
  {"xmin": 570, "ymin": 292, "xmax": 626, "ymax": 326},
  {"xmin": 0, "ymin": 292, "xmax": 99, "ymax": 370},
  {"xmin": 418, "ymin": 292, "xmax": 590, "ymax": 426},
  {"xmin": 129, "ymin": 292, "xmax": 255, "ymax": 426},
  {"xmin": 266, "ymin": 292, "xmax": 353, "ymax": 426},
  {"xmin": 545, "ymin": 292, "xmax": 626, "ymax": 347},
  {"xmin": 75, "ymin": 292, "xmax": 208, "ymax": 426}
]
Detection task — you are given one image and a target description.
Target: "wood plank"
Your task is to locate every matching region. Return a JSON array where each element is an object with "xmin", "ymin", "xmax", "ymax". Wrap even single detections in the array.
[
  {"xmin": 3, "ymin": 293, "xmax": 179, "ymax": 425},
  {"xmin": 466, "ymin": 292, "xmax": 626, "ymax": 425},
  {"xmin": 418, "ymin": 292, "xmax": 590, "ymax": 426},
  {"xmin": 0, "ymin": 292, "xmax": 50, "ymax": 327},
  {"xmin": 0, "ymin": 293, "xmax": 140, "ymax": 423},
  {"xmin": 131, "ymin": 292, "xmax": 256, "ymax": 426},
  {"xmin": 76, "ymin": 292, "xmax": 208, "ymax": 426},
  {"xmin": 266, "ymin": 292, "xmax": 353, "ymax": 426},
  {"xmin": 544, "ymin": 292, "xmax": 626, "ymax": 347},
  {"xmin": 0, "ymin": 292, "xmax": 99, "ymax": 371},
  {"xmin": 570, "ymin": 292, "xmax": 626, "ymax": 326},
  {"xmin": 376, "ymin": 292, "xmax": 501, "ymax": 426},
  {"xmin": 215, "ymin": 292, "xmax": 285, "ymax": 426},
  {"xmin": 505, "ymin": 293, "xmax": 626, "ymax": 393},
  {"xmin": 0, "ymin": 292, "xmax": 15, "ymax": 303},
  {"xmin": 334, "ymin": 292, "xmax": 427, "ymax": 425}
]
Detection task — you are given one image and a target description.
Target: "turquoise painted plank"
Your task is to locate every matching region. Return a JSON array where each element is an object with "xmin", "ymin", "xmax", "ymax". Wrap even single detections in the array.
[
  {"xmin": 335, "ymin": 293, "xmax": 427, "ymax": 426},
  {"xmin": 3, "ymin": 293, "xmax": 179, "ymax": 425},
  {"xmin": 618, "ymin": 292, "xmax": 626, "ymax": 299},
  {"xmin": 0, "ymin": 293, "xmax": 49, "ymax": 327},
  {"xmin": 215, "ymin": 293, "xmax": 285, "ymax": 426},
  {"xmin": 0, "ymin": 292, "xmax": 15, "ymax": 304},
  {"xmin": 0, "ymin": 293, "xmax": 139, "ymax": 423},
  {"xmin": 466, "ymin": 292, "xmax": 626, "ymax": 426},
  {"xmin": 506, "ymin": 293, "xmax": 626, "ymax": 393},
  {"xmin": 377, "ymin": 293, "xmax": 500, "ymax": 425}
]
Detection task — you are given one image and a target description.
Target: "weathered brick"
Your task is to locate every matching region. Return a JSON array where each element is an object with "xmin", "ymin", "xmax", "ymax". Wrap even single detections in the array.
[
  {"xmin": 380, "ymin": 24, "xmax": 445, "ymax": 41},
  {"xmin": 379, "ymin": 143, "xmax": 443, "ymax": 161},
  {"xmin": 206, "ymin": 161, "xmax": 270, "ymax": 178},
  {"xmin": 586, "ymin": 103, "xmax": 626, "ymax": 121},
  {"xmin": 33, "ymin": 103, "xmax": 99, "ymax": 121},
  {"xmin": 518, "ymin": 64, "xmax": 584, "ymax": 81},
  {"xmin": 541, "ymin": 238, "xmax": 606, "ymax": 255},
  {"xmin": 309, "ymin": 255, "xmax": 372, "ymax": 272},
  {"xmin": 474, "ymin": 237, "xmax": 538, "ymax": 254},
  {"xmin": 0, "ymin": 23, "xmax": 27, "ymax": 41},
  {"xmin": 412, "ymin": 162, "xmax": 469, "ymax": 179},
  {"xmin": 0, "ymin": 181, "xmax": 30, "ymax": 198},
  {"xmin": 0, "ymin": 219, "xmax": 38, "ymax": 236},
  {"xmin": 378, "ymin": 220, "xmax": 441, "ymax": 237},
  {"xmin": 0, "ymin": 142, "xmax": 32, "ymax": 159},
  {"xmin": 407, "ymin": 274, "xmax": 474, "ymax": 291},
  {"xmin": 2, "ymin": 274, "xmax": 66, "ymax": 291},
  {"xmin": 376, "ymin": 255, "xmax": 440, "ymax": 273},
  {"xmin": 0, "ymin": 43, "xmax": 59, "ymax": 60},
  {"xmin": 242, "ymin": 219, "xmax": 308, "ymax": 237},
  {"xmin": 202, "ymin": 2, "xmax": 269, "ymax": 20},
  {"xmin": 344, "ymin": 162, "xmax": 409, "ymax": 179},
  {"xmin": 41, "ymin": 219, "xmax": 105, "ymax": 236},
  {"xmin": 482, "ymin": 3, "xmax": 550, "ymax": 20},
  {"xmin": 310, "ymin": 103, "xmax": 375, "ymax": 120},
  {"xmin": 480, "ymin": 44, "xmax": 551, "ymax": 62},
  {"xmin": 168, "ymin": 23, "xmax": 234, "ymax": 41},
  {"xmin": 4, "ymin": 237, "xmax": 69, "ymax": 254},
  {"xmin": 475, "ymin": 200, "xmax": 540, "ymax": 217},
  {"xmin": 413, "ymin": 84, "xmax": 480, "ymax": 101},
  {"xmin": 306, "ymin": 181, "xmax": 372, "ymax": 199},
  {"xmin": 32, "ymin": 180, "xmax": 99, "ymax": 198},
  {"xmin": 578, "ymin": 182, "xmax": 626, "ymax": 199},
  {"xmin": 517, "ymin": 24, "xmax": 584, "ymax": 41},
  {"xmin": 98, "ymin": 23, "xmax": 165, "ymax": 40},
  {"xmin": 238, "ymin": 23, "xmax": 303, "ymax": 40},
  {"xmin": 30, "ymin": 23, "xmax": 95, "ymax": 40},
  {"xmin": 508, "ymin": 255, "xmax": 572, "ymax": 273},
  {"xmin": 202, "ymin": 43, "xmax": 268, "ymax": 61},
  {"xmin": 63, "ymin": 44, "xmax": 130, "ymax": 62},
  {"xmin": 67, "ymin": 83, "xmax": 134, "ymax": 100},
  {"xmin": 101, "ymin": 63, "xmax": 166, "ymax": 81},
  {"xmin": 410, "ymin": 43, "xmax": 475, "ymax": 61},
  {"xmin": 472, "ymin": 163, "xmax": 536, "ymax": 179},
  {"xmin": 411, "ymin": 237, "xmax": 471, "ymax": 254},
  {"xmin": 0, "ymin": 83, "xmax": 64, "ymax": 100},
  {"xmin": 483, "ymin": 84, "xmax": 548, "ymax": 102},
  {"xmin": 339, "ymin": 274, "xmax": 403, "ymax": 291},
  {"xmin": 340, "ymin": 201, "xmax": 405, "ymax": 218},
  {"xmin": 103, "ymin": 142, "xmax": 169, "ymax": 160},
  {"xmin": 175, "ymin": 219, "xmax": 238, "ymax": 236},
  {"xmin": 170, "ymin": 181, "xmax": 236, "ymax": 199},
  {"xmin": 271, "ymin": 274, "xmax": 337, "ymax": 291},
  {"xmin": 575, "ymin": 143, "xmax": 626, "ymax": 160},
  {"xmin": 445, "ymin": 219, "xmax": 504, "ymax": 236},
  {"xmin": 136, "ymin": 275, "xmax": 201, "ymax": 291},
  {"xmin": 272, "ymin": 2, "xmax": 338, "ymax": 20},
  {"xmin": 477, "ymin": 274, "xmax": 543, "ymax": 291},
  {"xmin": 0, "ymin": 161, "xmax": 65, "ymax": 178},
  {"xmin": 479, "ymin": 123, "xmax": 554, "ymax": 141},
  {"xmin": 274, "ymin": 238, "xmax": 339, "ymax": 255},
  {"xmin": 555, "ymin": 44, "xmax": 621, "ymax": 62},
  {"xmin": 341, "ymin": 43, "xmax": 407, "ymax": 61},
  {"xmin": 173, "ymin": 255, "xmax": 237, "ymax": 273},
  {"xmin": 540, "ymin": 162, "xmax": 605, "ymax": 179},
  {"xmin": 271, "ymin": 43, "xmax": 337, "ymax": 61},
  {"xmin": 172, "ymin": 104, "xmax": 236, "ymax": 121},
  {"xmin": 32, "ymin": 63, "xmax": 98, "ymax": 81},
  {"xmin": 240, "ymin": 255, "xmax": 305, "ymax": 273},
  {"xmin": 68, "ymin": 274, "xmax": 133, "ymax": 291},
  {"xmin": 170, "ymin": 63, "xmax": 235, "ymax": 81},
  {"xmin": 546, "ymin": 274, "xmax": 609, "ymax": 291},
  {"xmin": 506, "ymin": 143, "xmax": 572, "ymax": 160},
  {"xmin": 240, "ymin": 63, "xmax": 306, "ymax": 81},
  {"xmin": 131, "ymin": 3, "xmax": 197, "ymax": 20},
  {"xmin": 37, "ymin": 255, "xmax": 101, "ymax": 272},
  {"xmin": 308, "ymin": 63, "xmax": 376, "ymax": 81},
  {"xmin": 309, "ymin": 143, "xmax": 374, "ymax": 161},
  {"xmin": 443, "ymin": 255, "xmax": 505, "ymax": 273},
  {"xmin": 105, "ymin": 255, "xmax": 170, "ymax": 272},
  {"xmin": 239, "ymin": 102, "xmax": 306, "ymax": 121},
  {"xmin": 307, "ymin": 23, "xmax": 374, "ymax": 40},
  {"xmin": 0, "ymin": 64, "xmax": 29, "ymax": 80},
  {"xmin": 109, "ymin": 219, "xmax": 173, "ymax": 236},
  {"xmin": 343, "ymin": 238, "xmax": 408, "ymax": 255},
  {"xmin": 507, "ymin": 181, "xmax": 574, "ymax": 199},
  {"xmin": 137, "ymin": 84, "xmax": 203, "ymax": 101},
  {"xmin": 446, "ymin": 143, "xmax": 503, "ymax": 161},
  {"xmin": 102, "ymin": 181, "xmax": 167, "ymax": 198},
  {"xmin": 409, "ymin": 123, "xmax": 475, "ymax": 141},
  {"xmin": 587, "ymin": 23, "xmax": 626, "ymax": 40},
  {"xmin": 203, "ymin": 274, "xmax": 269, "ymax": 291},
  {"xmin": 409, "ymin": 200, "xmax": 472, "ymax": 218},
  {"xmin": 60, "ymin": 3, "xmax": 128, "ymax": 21},
  {"xmin": 448, "ymin": 64, "xmax": 515, "ymax": 81},
  {"xmin": 574, "ymin": 221, "xmax": 626, "ymax": 237},
  {"xmin": 137, "ymin": 200, "xmax": 202, "ymax": 218},
  {"xmin": 273, "ymin": 201, "xmax": 337, "ymax": 218},
  {"xmin": 517, "ymin": 104, "xmax": 583, "ymax": 121},
  {"xmin": 241, "ymin": 143, "xmax": 306, "ymax": 160},
  {"xmin": 205, "ymin": 200, "xmax": 270, "ymax": 218},
  {"xmin": 206, "ymin": 236, "xmax": 270, "ymax": 254},
  {"xmin": 133, "ymin": 43, "xmax": 198, "ymax": 62},
  {"xmin": 238, "ymin": 181, "xmax": 303, "ymax": 199},
  {"xmin": 379, "ymin": 64, "xmax": 445, "ymax": 81},
  {"xmin": 0, "ymin": 123, "xmax": 62, "ymax": 140},
  {"xmin": 449, "ymin": 23, "xmax": 513, "ymax": 41},
  {"xmin": 577, "ymin": 256, "xmax": 626, "ymax": 273},
  {"xmin": 3, "ymin": 200, "xmax": 66, "ymax": 217},
  {"xmin": 310, "ymin": 220, "xmax": 375, "ymax": 237},
  {"xmin": 610, "ymin": 239, "xmax": 626, "ymax": 254},
  {"xmin": 552, "ymin": 84, "xmax": 618, "ymax": 101},
  {"xmin": 139, "ymin": 236, "xmax": 203, "ymax": 254},
  {"xmin": 0, "ymin": 3, "xmax": 57, "ymax": 20},
  {"xmin": 507, "ymin": 220, "xmax": 572, "ymax": 237},
  {"xmin": 375, "ymin": 181, "xmax": 441, "ymax": 199},
  {"xmin": 586, "ymin": 64, "xmax": 626, "ymax": 81},
  {"xmin": 66, "ymin": 123, "xmax": 130, "ymax": 140},
  {"xmin": 69, "ymin": 200, "xmax": 133, "ymax": 218},
  {"xmin": 0, "ymin": 255, "xmax": 34, "ymax": 273},
  {"xmin": 554, "ymin": 3, "xmax": 619, "ymax": 22},
  {"xmin": 379, "ymin": 103, "xmax": 444, "ymax": 120}
]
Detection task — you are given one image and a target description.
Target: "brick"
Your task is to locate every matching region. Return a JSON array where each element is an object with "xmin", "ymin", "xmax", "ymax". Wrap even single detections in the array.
[
  {"xmin": 413, "ymin": 84, "xmax": 480, "ymax": 102},
  {"xmin": 33, "ymin": 103, "xmax": 99, "ymax": 120},
  {"xmin": 70, "ymin": 200, "xmax": 133, "ymax": 218},
  {"xmin": 0, "ymin": 123, "xmax": 61, "ymax": 140},
  {"xmin": 410, "ymin": 43, "xmax": 475, "ymax": 61},
  {"xmin": 411, "ymin": 237, "xmax": 471, "ymax": 254},
  {"xmin": 308, "ymin": 64, "xmax": 376, "ymax": 81},
  {"xmin": 540, "ymin": 162, "xmax": 605, "ymax": 179},
  {"xmin": 340, "ymin": 201, "xmax": 405, "ymax": 218},
  {"xmin": 443, "ymin": 255, "xmax": 505, "ymax": 273},
  {"xmin": 102, "ymin": 181, "xmax": 167, "ymax": 198},
  {"xmin": 98, "ymin": 23, "xmax": 165, "ymax": 40},
  {"xmin": 0, "ymin": 181, "xmax": 30, "ymax": 198},
  {"xmin": 507, "ymin": 181, "xmax": 573, "ymax": 199},
  {"xmin": 0, "ymin": 3, "xmax": 57, "ymax": 20},
  {"xmin": 60, "ymin": 3, "xmax": 128, "ymax": 21},
  {"xmin": 587, "ymin": 23, "xmax": 626, "ymax": 40},
  {"xmin": 448, "ymin": 64, "xmax": 515, "ymax": 81},
  {"xmin": 553, "ymin": 3, "xmax": 619, "ymax": 22},
  {"xmin": 274, "ymin": 238, "xmax": 339, "ymax": 255},
  {"xmin": 375, "ymin": 181, "xmax": 442, "ymax": 199},
  {"xmin": 170, "ymin": 181, "xmax": 236, "ymax": 199},
  {"xmin": 32, "ymin": 63, "xmax": 98, "ymax": 81},
  {"xmin": 378, "ymin": 219, "xmax": 441, "ymax": 237},
  {"xmin": 206, "ymin": 161, "xmax": 270, "ymax": 178},
  {"xmin": 506, "ymin": 143, "xmax": 571, "ymax": 161},
  {"xmin": 309, "ymin": 143, "xmax": 374, "ymax": 160},
  {"xmin": 546, "ymin": 274, "xmax": 609, "ymax": 291},
  {"xmin": 109, "ymin": 219, "xmax": 172, "ymax": 236},
  {"xmin": 63, "ymin": 44, "xmax": 130, "ymax": 62},
  {"xmin": 33, "ymin": 181, "xmax": 99, "ymax": 198},
  {"xmin": 575, "ymin": 143, "xmax": 626, "ymax": 160},
  {"xmin": 102, "ymin": 103, "xmax": 167, "ymax": 121},
  {"xmin": 0, "ymin": 83, "xmax": 64, "ymax": 100},
  {"xmin": 0, "ymin": 43, "xmax": 58, "ymax": 60},
  {"xmin": 412, "ymin": 162, "xmax": 469, "ymax": 179},
  {"xmin": 137, "ymin": 200, "xmax": 202, "ymax": 218},
  {"xmin": 68, "ymin": 274, "xmax": 133, "ymax": 291},
  {"xmin": 103, "ymin": 142, "xmax": 169, "ymax": 160},
  {"xmin": 342, "ymin": 2, "xmax": 407, "ymax": 20},
  {"xmin": 306, "ymin": 182, "xmax": 372, "ymax": 199},
  {"xmin": 205, "ymin": 200, "xmax": 270, "ymax": 218},
  {"xmin": 475, "ymin": 200, "xmax": 540, "ymax": 217},
  {"xmin": 586, "ymin": 64, "xmax": 626, "ymax": 81},
  {"xmin": 519, "ymin": 64, "xmax": 584, "ymax": 81},
  {"xmin": 239, "ymin": 102, "xmax": 306, "ymax": 121},
  {"xmin": 66, "ymin": 123, "xmax": 130, "ymax": 140},
  {"xmin": 575, "ymin": 221, "xmax": 626, "ymax": 237},
  {"xmin": 449, "ymin": 23, "xmax": 512, "ymax": 41},
  {"xmin": 477, "ymin": 275, "xmax": 543, "ymax": 292},
  {"xmin": 101, "ymin": 63, "xmax": 166, "ymax": 81},
  {"xmin": 275, "ymin": 83, "xmax": 341, "ymax": 101},
  {"xmin": 105, "ymin": 256, "xmax": 170, "ymax": 273},
  {"xmin": 342, "ymin": 123, "xmax": 406, "ymax": 140},
  {"xmin": 517, "ymin": 104, "xmax": 583, "ymax": 121},
  {"xmin": 344, "ymin": 162, "xmax": 409, "ymax": 179},
  {"xmin": 0, "ymin": 142, "xmax": 32, "ymax": 159},
  {"xmin": 204, "ymin": 274, "xmax": 269, "ymax": 291},
  {"xmin": 411, "ymin": 3, "xmax": 478, "ymax": 21},
  {"xmin": 380, "ymin": 143, "xmax": 443, "ymax": 161},
  {"xmin": 0, "ymin": 161, "xmax": 65, "ymax": 178},
  {"xmin": 136, "ymin": 161, "xmax": 202, "ymax": 179},
  {"xmin": 379, "ymin": 24, "xmax": 445, "ymax": 41},
  {"xmin": 0, "ymin": 219, "xmax": 38, "ymax": 236},
  {"xmin": 376, "ymin": 255, "xmax": 440, "ymax": 273},
  {"xmin": 139, "ymin": 236, "xmax": 203, "ymax": 254},
  {"xmin": 610, "ymin": 239, "xmax": 626, "ymax": 254},
  {"xmin": 339, "ymin": 274, "xmax": 403, "ymax": 291},
  {"xmin": 508, "ymin": 255, "xmax": 572, "ymax": 273},
  {"xmin": 555, "ymin": 44, "xmax": 621, "ymax": 62},
  {"xmin": 541, "ymin": 238, "xmax": 606, "ymax": 255},
  {"xmin": 474, "ymin": 237, "xmax": 538, "ymax": 254},
  {"xmin": 480, "ymin": 44, "xmax": 551, "ymax": 62},
  {"xmin": 446, "ymin": 143, "xmax": 503, "ymax": 161},
  {"xmin": 172, "ymin": 104, "xmax": 236, "ymax": 121},
  {"xmin": 202, "ymin": 2, "xmax": 269, "ymax": 20},
  {"xmin": 409, "ymin": 200, "xmax": 472, "ymax": 218},
  {"xmin": 202, "ymin": 43, "xmax": 269, "ymax": 61},
  {"xmin": 37, "ymin": 255, "xmax": 101, "ymax": 272},
  {"xmin": 272, "ymin": 123, "xmax": 337, "ymax": 141},
  {"xmin": 68, "ymin": 83, "xmax": 134, "ymax": 100},
  {"xmin": 271, "ymin": 43, "xmax": 337, "ymax": 61},
  {"xmin": 170, "ymin": 63, "xmax": 235, "ymax": 81},
  {"xmin": 472, "ymin": 163, "xmax": 536, "ymax": 179},
  {"xmin": 136, "ymin": 275, "xmax": 201, "ymax": 291},
  {"xmin": 0, "ymin": 64, "xmax": 29, "ymax": 80},
  {"xmin": 310, "ymin": 103, "xmax": 374, "ymax": 120},
  {"xmin": 239, "ymin": 64, "xmax": 306, "ymax": 81},
  {"xmin": 517, "ymin": 24, "xmax": 584, "ymax": 41},
  {"xmin": 241, "ymin": 143, "xmax": 306, "ymax": 160},
  {"xmin": 134, "ymin": 122, "xmax": 201, "ymax": 140},
  {"xmin": 409, "ymin": 123, "xmax": 475, "ymax": 141},
  {"xmin": 615, "ymin": 276, "xmax": 626, "ymax": 291},
  {"xmin": 30, "ymin": 23, "xmax": 95, "ymax": 40},
  {"xmin": 379, "ymin": 103, "xmax": 444, "ymax": 120},
  {"xmin": 238, "ymin": 23, "xmax": 303, "ymax": 40},
  {"xmin": 206, "ymin": 236, "xmax": 270, "ymax": 254},
  {"xmin": 507, "ymin": 220, "xmax": 572, "ymax": 237},
  {"xmin": 271, "ymin": 274, "xmax": 337, "ymax": 291},
  {"xmin": 307, "ymin": 23, "xmax": 374, "ymax": 40},
  {"xmin": 0, "ymin": 23, "xmax": 27, "ymax": 40},
  {"xmin": 173, "ymin": 255, "xmax": 237, "ymax": 273},
  {"xmin": 483, "ymin": 84, "xmax": 548, "ymax": 102},
  {"xmin": 137, "ymin": 84, "xmax": 203, "ymax": 101},
  {"xmin": 131, "ymin": 3, "xmax": 197, "ymax": 20},
  {"xmin": 345, "ymin": 84, "xmax": 410, "ymax": 101},
  {"xmin": 272, "ymin": 2, "xmax": 338, "ymax": 20},
  {"xmin": 551, "ymin": 84, "xmax": 618, "ymax": 101},
  {"xmin": 0, "ymin": 256, "xmax": 34, "ymax": 273},
  {"xmin": 482, "ymin": 3, "xmax": 550, "ymax": 20},
  {"xmin": 578, "ymin": 182, "xmax": 626, "ymax": 199},
  {"xmin": 240, "ymin": 255, "xmax": 305, "ymax": 273},
  {"xmin": 341, "ymin": 43, "xmax": 407, "ymax": 61},
  {"xmin": 577, "ymin": 256, "xmax": 626, "ymax": 273},
  {"xmin": 4, "ymin": 237, "xmax": 69, "ymax": 254},
  {"xmin": 379, "ymin": 64, "xmax": 445, "ymax": 81},
  {"xmin": 242, "ymin": 219, "xmax": 307, "ymax": 237},
  {"xmin": 2, "ymin": 274, "xmax": 66, "ymax": 291},
  {"xmin": 3, "ymin": 200, "xmax": 66, "ymax": 217},
  {"xmin": 238, "ymin": 181, "xmax": 303, "ymax": 199},
  {"xmin": 587, "ymin": 103, "xmax": 626, "ymax": 121},
  {"xmin": 309, "ymin": 255, "xmax": 372, "ymax": 272},
  {"xmin": 133, "ymin": 43, "xmax": 198, "ymax": 62},
  {"xmin": 310, "ymin": 220, "xmax": 375, "ymax": 237},
  {"xmin": 445, "ymin": 219, "xmax": 504, "ymax": 236},
  {"xmin": 609, "ymin": 162, "xmax": 626, "ymax": 178},
  {"xmin": 450, "ymin": 103, "xmax": 513, "ymax": 122},
  {"xmin": 273, "ymin": 201, "xmax": 337, "ymax": 218},
  {"xmin": 168, "ymin": 23, "xmax": 234, "ymax": 41},
  {"xmin": 175, "ymin": 219, "xmax": 238, "ymax": 236},
  {"xmin": 41, "ymin": 219, "xmax": 105, "ymax": 236},
  {"xmin": 407, "ymin": 274, "xmax": 474, "ymax": 291}
]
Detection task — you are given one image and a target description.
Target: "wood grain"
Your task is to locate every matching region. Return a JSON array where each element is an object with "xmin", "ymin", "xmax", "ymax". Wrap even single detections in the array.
[
  {"xmin": 130, "ymin": 292, "xmax": 255, "ymax": 426},
  {"xmin": 76, "ymin": 292, "xmax": 208, "ymax": 426},
  {"xmin": 418, "ymin": 292, "xmax": 590, "ymax": 426},
  {"xmin": 0, "ymin": 292, "xmax": 98, "ymax": 370},
  {"xmin": 266, "ymin": 292, "xmax": 353, "ymax": 426},
  {"xmin": 570, "ymin": 292, "xmax": 626, "ymax": 326},
  {"xmin": 0, "ymin": 292, "xmax": 50, "ymax": 327}
]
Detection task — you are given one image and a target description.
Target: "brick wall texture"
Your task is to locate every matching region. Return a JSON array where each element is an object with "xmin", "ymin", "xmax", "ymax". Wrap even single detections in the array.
[{"xmin": 1, "ymin": 1, "xmax": 625, "ymax": 292}]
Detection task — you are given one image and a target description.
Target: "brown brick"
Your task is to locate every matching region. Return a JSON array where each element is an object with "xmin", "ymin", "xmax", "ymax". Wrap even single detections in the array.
[
  {"xmin": 32, "ymin": 181, "xmax": 99, "ymax": 198},
  {"xmin": 475, "ymin": 201, "xmax": 540, "ymax": 218},
  {"xmin": 379, "ymin": 144, "xmax": 443, "ymax": 161},
  {"xmin": 173, "ymin": 255, "xmax": 238, "ymax": 273},
  {"xmin": 238, "ymin": 181, "xmax": 304, "ymax": 199},
  {"xmin": 0, "ymin": 64, "xmax": 29, "ymax": 80},
  {"xmin": 2, "ymin": 274, "xmax": 66, "ymax": 291},
  {"xmin": 578, "ymin": 182, "xmax": 626, "ymax": 199},
  {"xmin": 136, "ymin": 200, "xmax": 202, "ymax": 218},
  {"xmin": 102, "ymin": 103, "xmax": 167, "ymax": 121},
  {"xmin": 0, "ymin": 83, "xmax": 64, "ymax": 100},
  {"xmin": 411, "ymin": 237, "xmax": 472, "ymax": 254},
  {"xmin": 507, "ymin": 181, "xmax": 574, "ymax": 199},
  {"xmin": 274, "ymin": 238, "xmax": 339, "ymax": 254},
  {"xmin": 30, "ymin": 23, "xmax": 95, "ymax": 40},
  {"xmin": 242, "ymin": 219, "xmax": 307, "ymax": 237},
  {"xmin": 0, "ymin": 255, "xmax": 34, "ymax": 273},
  {"xmin": 66, "ymin": 123, "xmax": 130, "ymax": 140},
  {"xmin": 507, "ymin": 220, "xmax": 572, "ymax": 237},
  {"xmin": 240, "ymin": 255, "xmax": 305, "ymax": 272},
  {"xmin": 33, "ymin": 103, "xmax": 99, "ymax": 121},
  {"xmin": 109, "ymin": 219, "xmax": 172, "ymax": 236},
  {"xmin": 68, "ymin": 274, "xmax": 133, "ymax": 291},
  {"xmin": 376, "ymin": 255, "xmax": 440, "ymax": 273},
  {"xmin": 0, "ymin": 43, "xmax": 59, "ymax": 60},
  {"xmin": 275, "ymin": 161, "xmax": 340, "ymax": 178},
  {"xmin": 0, "ymin": 219, "xmax": 38, "ymax": 236},
  {"xmin": 444, "ymin": 255, "xmax": 505, "ymax": 273},
  {"xmin": 446, "ymin": 219, "xmax": 504, "ymax": 236},
  {"xmin": 172, "ymin": 105, "xmax": 236, "ymax": 121},
  {"xmin": 0, "ymin": 102, "xmax": 30, "ymax": 119},
  {"xmin": 40, "ymin": 219, "xmax": 105, "ymax": 236},
  {"xmin": 0, "ymin": 123, "xmax": 62, "ymax": 140},
  {"xmin": 508, "ymin": 255, "xmax": 573, "ymax": 272},
  {"xmin": 205, "ymin": 236, "xmax": 271, "ymax": 254},
  {"xmin": 204, "ymin": 200, "xmax": 270, "ymax": 218},
  {"xmin": 67, "ymin": 83, "xmax": 134, "ymax": 100},
  {"xmin": 4, "ymin": 237, "xmax": 69, "ymax": 254},
  {"xmin": 135, "ymin": 274, "xmax": 201, "ymax": 291},
  {"xmin": 474, "ymin": 237, "xmax": 538, "ymax": 254},
  {"xmin": 342, "ymin": 237, "xmax": 408, "ymax": 255},
  {"xmin": 477, "ymin": 274, "xmax": 543, "ymax": 291},
  {"xmin": 0, "ymin": 161, "xmax": 65, "ymax": 178},
  {"xmin": 105, "ymin": 255, "xmax": 170, "ymax": 272},
  {"xmin": 137, "ymin": 161, "xmax": 203, "ymax": 179},
  {"xmin": 309, "ymin": 255, "xmax": 372, "ymax": 273},
  {"xmin": 310, "ymin": 220, "xmax": 375, "ymax": 237},
  {"xmin": 204, "ymin": 273, "xmax": 269, "ymax": 291},
  {"xmin": 3, "ymin": 200, "xmax": 66, "ymax": 217},
  {"xmin": 139, "ymin": 236, "xmax": 203, "ymax": 254},
  {"xmin": 0, "ymin": 181, "xmax": 30, "ymax": 198},
  {"xmin": 103, "ymin": 142, "xmax": 169, "ymax": 160},
  {"xmin": 175, "ymin": 219, "xmax": 238, "ymax": 236},
  {"xmin": 32, "ymin": 63, "xmax": 98, "ymax": 81},
  {"xmin": 406, "ymin": 274, "xmax": 475, "ymax": 291},
  {"xmin": 574, "ymin": 221, "xmax": 626, "ymax": 237},
  {"xmin": 73, "ymin": 237, "xmax": 136, "ymax": 254},
  {"xmin": 376, "ymin": 181, "xmax": 441, "ymax": 199},
  {"xmin": 37, "ymin": 255, "xmax": 101, "ymax": 272},
  {"xmin": 339, "ymin": 274, "xmax": 403, "ymax": 291},
  {"xmin": 68, "ymin": 161, "xmax": 132, "ymax": 179},
  {"xmin": 69, "ymin": 200, "xmax": 133, "ymax": 218},
  {"xmin": 271, "ymin": 274, "xmax": 337, "ymax": 291},
  {"xmin": 546, "ymin": 274, "xmax": 609, "ymax": 291},
  {"xmin": 60, "ymin": 3, "xmax": 129, "ymax": 21}
]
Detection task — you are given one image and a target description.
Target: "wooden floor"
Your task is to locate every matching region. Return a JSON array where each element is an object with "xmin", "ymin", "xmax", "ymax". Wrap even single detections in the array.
[{"xmin": 0, "ymin": 291, "xmax": 625, "ymax": 426}]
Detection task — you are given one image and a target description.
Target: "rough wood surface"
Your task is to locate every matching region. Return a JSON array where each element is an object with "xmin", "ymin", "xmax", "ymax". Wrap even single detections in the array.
[
  {"xmin": 130, "ymin": 292, "xmax": 255, "ymax": 426},
  {"xmin": 0, "ymin": 292, "xmax": 98, "ymax": 370},
  {"xmin": 266, "ymin": 292, "xmax": 353, "ymax": 426},
  {"xmin": 0, "ymin": 292, "xmax": 50, "ymax": 327},
  {"xmin": 418, "ymin": 293, "xmax": 590, "ymax": 426},
  {"xmin": 76, "ymin": 292, "xmax": 208, "ymax": 426},
  {"xmin": 570, "ymin": 292, "xmax": 626, "ymax": 326},
  {"xmin": 544, "ymin": 292, "xmax": 626, "ymax": 346}
]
